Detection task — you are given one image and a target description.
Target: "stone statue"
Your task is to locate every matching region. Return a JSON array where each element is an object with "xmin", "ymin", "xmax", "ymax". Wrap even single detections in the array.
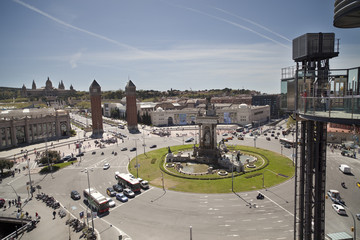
[{"xmin": 168, "ymin": 146, "xmax": 172, "ymax": 153}]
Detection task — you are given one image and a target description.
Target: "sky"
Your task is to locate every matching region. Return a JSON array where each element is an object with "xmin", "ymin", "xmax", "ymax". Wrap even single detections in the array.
[{"xmin": 0, "ymin": 0, "xmax": 359, "ymax": 94}]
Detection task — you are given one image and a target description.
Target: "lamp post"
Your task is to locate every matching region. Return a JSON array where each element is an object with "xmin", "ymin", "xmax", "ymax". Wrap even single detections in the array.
[
  {"xmin": 340, "ymin": 203, "xmax": 357, "ymax": 240},
  {"xmin": 253, "ymin": 136, "xmax": 257, "ymax": 148},
  {"xmin": 84, "ymin": 168, "xmax": 95, "ymax": 236},
  {"xmin": 231, "ymin": 153, "xmax": 234, "ymax": 192},
  {"xmin": 134, "ymin": 139, "xmax": 139, "ymax": 178},
  {"xmin": 26, "ymin": 154, "xmax": 33, "ymax": 199}
]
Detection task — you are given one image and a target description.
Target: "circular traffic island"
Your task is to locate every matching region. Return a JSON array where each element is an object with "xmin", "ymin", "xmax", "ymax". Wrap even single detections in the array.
[{"xmin": 128, "ymin": 144, "xmax": 294, "ymax": 193}]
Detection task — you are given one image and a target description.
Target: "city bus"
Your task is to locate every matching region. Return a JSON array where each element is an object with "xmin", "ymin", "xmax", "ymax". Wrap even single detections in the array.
[
  {"xmin": 244, "ymin": 124, "xmax": 252, "ymax": 130},
  {"xmin": 115, "ymin": 172, "xmax": 141, "ymax": 192},
  {"xmin": 279, "ymin": 138, "xmax": 296, "ymax": 148},
  {"xmin": 83, "ymin": 188, "xmax": 109, "ymax": 214}
]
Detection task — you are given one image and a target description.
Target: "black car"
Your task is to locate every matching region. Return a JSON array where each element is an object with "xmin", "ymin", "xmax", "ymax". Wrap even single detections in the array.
[
  {"xmin": 62, "ymin": 155, "xmax": 72, "ymax": 162},
  {"xmin": 71, "ymin": 190, "xmax": 81, "ymax": 200},
  {"xmin": 130, "ymin": 147, "xmax": 137, "ymax": 152},
  {"xmin": 92, "ymin": 151, "xmax": 96, "ymax": 155},
  {"xmin": 76, "ymin": 152, "xmax": 84, "ymax": 157},
  {"xmin": 149, "ymin": 145, "xmax": 157, "ymax": 148},
  {"xmin": 121, "ymin": 147, "xmax": 127, "ymax": 151},
  {"xmin": 106, "ymin": 187, "xmax": 116, "ymax": 197},
  {"xmin": 113, "ymin": 184, "xmax": 123, "ymax": 192}
]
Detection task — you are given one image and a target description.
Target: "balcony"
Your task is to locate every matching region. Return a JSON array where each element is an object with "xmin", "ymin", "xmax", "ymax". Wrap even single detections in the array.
[{"xmin": 298, "ymin": 95, "xmax": 360, "ymax": 125}]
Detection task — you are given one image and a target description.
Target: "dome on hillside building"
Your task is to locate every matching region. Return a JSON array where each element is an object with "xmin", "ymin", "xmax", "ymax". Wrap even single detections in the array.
[{"xmin": 239, "ymin": 103, "xmax": 248, "ymax": 108}]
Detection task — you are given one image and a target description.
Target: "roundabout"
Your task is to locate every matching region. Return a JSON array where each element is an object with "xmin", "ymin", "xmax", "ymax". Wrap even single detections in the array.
[{"xmin": 128, "ymin": 144, "xmax": 295, "ymax": 193}]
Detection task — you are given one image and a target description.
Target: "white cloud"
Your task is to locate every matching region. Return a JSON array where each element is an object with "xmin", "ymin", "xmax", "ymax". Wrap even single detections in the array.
[{"xmin": 69, "ymin": 51, "xmax": 83, "ymax": 69}]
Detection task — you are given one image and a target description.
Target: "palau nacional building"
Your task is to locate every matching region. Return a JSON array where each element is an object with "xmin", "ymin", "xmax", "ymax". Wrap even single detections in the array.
[{"xmin": 0, "ymin": 77, "xmax": 75, "ymax": 151}]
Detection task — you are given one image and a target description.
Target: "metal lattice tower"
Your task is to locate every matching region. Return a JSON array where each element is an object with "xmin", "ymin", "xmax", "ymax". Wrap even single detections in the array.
[{"xmin": 292, "ymin": 33, "xmax": 338, "ymax": 240}]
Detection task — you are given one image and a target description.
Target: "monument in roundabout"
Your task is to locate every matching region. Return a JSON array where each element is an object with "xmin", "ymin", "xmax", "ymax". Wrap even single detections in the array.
[{"xmin": 165, "ymin": 97, "xmax": 258, "ymax": 176}]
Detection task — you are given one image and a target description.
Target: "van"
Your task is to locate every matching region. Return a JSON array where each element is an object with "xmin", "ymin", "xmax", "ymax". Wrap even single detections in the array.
[{"xmin": 339, "ymin": 164, "xmax": 351, "ymax": 174}]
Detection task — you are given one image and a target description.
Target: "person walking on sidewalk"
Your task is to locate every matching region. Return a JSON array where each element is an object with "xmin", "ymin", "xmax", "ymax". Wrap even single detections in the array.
[{"xmin": 53, "ymin": 210, "xmax": 56, "ymax": 219}]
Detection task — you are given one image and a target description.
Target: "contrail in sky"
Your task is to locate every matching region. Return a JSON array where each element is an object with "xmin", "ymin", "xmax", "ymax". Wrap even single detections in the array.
[
  {"xmin": 12, "ymin": 0, "xmax": 174, "ymax": 62},
  {"xmin": 211, "ymin": 7, "xmax": 292, "ymax": 43},
  {"xmin": 161, "ymin": 1, "xmax": 290, "ymax": 49}
]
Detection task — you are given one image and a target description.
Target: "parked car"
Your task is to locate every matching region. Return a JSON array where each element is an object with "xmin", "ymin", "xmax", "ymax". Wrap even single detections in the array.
[
  {"xmin": 266, "ymin": 137, "xmax": 271, "ymax": 141},
  {"xmin": 103, "ymin": 163, "xmax": 110, "ymax": 170},
  {"xmin": 149, "ymin": 145, "xmax": 157, "ymax": 148},
  {"xmin": 92, "ymin": 151, "xmax": 96, "ymax": 155},
  {"xmin": 116, "ymin": 193, "xmax": 128, "ymax": 202},
  {"xmin": 185, "ymin": 137, "xmax": 194, "ymax": 143},
  {"xmin": 284, "ymin": 143, "xmax": 291, "ymax": 148},
  {"xmin": 76, "ymin": 152, "xmax": 84, "ymax": 157},
  {"xmin": 113, "ymin": 184, "xmax": 123, "ymax": 192},
  {"xmin": 70, "ymin": 190, "xmax": 81, "ymax": 200},
  {"xmin": 62, "ymin": 155, "xmax": 72, "ymax": 162},
  {"xmin": 123, "ymin": 188, "xmax": 135, "ymax": 198},
  {"xmin": 332, "ymin": 204, "xmax": 347, "ymax": 215},
  {"xmin": 106, "ymin": 198, "xmax": 116, "ymax": 207},
  {"xmin": 140, "ymin": 180, "xmax": 149, "ymax": 189},
  {"xmin": 130, "ymin": 147, "xmax": 137, "ymax": 152},
  {"xmin": 121, "ymin": 147, "xmax": 127, "ymax": 151},
  {"xmin": 106, "ymin": 187, "xmax": 116, "ymax": 197},
  {"xmin": 356, "ymin": 213, "xmax": 360, "ymax": 221}
]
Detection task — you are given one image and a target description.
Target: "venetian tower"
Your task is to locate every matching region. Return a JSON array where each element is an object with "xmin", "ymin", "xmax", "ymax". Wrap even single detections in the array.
[
  {"xmin": 125, "ymin": 80, "xmax": 138, "ymax": 133},
  {"xmin": 89, "ymin": 80, "xmax": 103, "ymax": 138}
]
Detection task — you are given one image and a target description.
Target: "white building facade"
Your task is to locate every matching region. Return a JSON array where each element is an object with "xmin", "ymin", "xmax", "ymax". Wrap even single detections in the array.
[{"xmin": 150, "ymin": 104, "xmax": 270, "ymax": 127}]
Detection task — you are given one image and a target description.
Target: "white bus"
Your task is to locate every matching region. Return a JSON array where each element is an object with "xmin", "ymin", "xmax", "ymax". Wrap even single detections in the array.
[
  {"xmin": 83, "ymin": 188, "xmax": 109, "ymax": 214},
  {"xmin": 115, "ymin": 172, "xmax": 141, "ymax": 192},
  {"xmin": 279, "ymin": 138, "xmax": 296, "ymax": 148},
  {"xmin": 244, "ymin": 124, "xmax": 252, "ymax": 130}
]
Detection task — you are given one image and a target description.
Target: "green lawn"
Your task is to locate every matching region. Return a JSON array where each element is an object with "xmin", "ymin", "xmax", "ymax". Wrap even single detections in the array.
[{"xmin": 128, "ymin": 145, "xmax": 294, "ymax": 193}]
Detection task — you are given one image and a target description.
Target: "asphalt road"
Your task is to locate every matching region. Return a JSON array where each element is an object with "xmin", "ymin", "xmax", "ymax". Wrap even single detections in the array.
[{"xmin": 1, "ymin": 118, "xmax": 359, "ymax": 239}]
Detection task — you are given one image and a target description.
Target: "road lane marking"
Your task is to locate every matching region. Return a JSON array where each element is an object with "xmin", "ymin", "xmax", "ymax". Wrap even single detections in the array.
[{"xmin": 258, "ymin": 191, "xmax": 294, "ymax": 217}]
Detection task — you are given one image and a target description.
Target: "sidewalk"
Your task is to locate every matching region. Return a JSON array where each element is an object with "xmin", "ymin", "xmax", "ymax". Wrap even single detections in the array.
[{"xmin": 7, "ymin": 197, "xmax": 85, "ymax": 240}]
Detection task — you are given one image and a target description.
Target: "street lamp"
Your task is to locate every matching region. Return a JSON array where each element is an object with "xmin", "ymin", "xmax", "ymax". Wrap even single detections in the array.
[
  {"xmin": 340, "ymin": 203, "xmax": 357, "ymax": 240},
  {"xmin": 84, "ymin": 168, "xmax": 95, "ymax": 236},
  {"xmin": 253, "ymin": 136, "xmax": 257, "ymax": 148},
  {"xmin": 134, "ymin": 139, "xmax": 139, "ymax": 178}
]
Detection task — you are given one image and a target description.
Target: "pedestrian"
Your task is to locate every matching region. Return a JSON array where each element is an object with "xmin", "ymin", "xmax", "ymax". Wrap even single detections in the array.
[
  {"xmin": 8, "ymin": 200, "xmax": 11, "ymax": 208},
  {"xmin": 35, "ymin": 212, "xmax": 38, "ymax": 219},
  {"xmin": 25, "ymin": 212, "xmax": 29, "ymax": 219},
  {"xmin": 53, "ymin": 210, "xmax": 56, "ymax": 219}
]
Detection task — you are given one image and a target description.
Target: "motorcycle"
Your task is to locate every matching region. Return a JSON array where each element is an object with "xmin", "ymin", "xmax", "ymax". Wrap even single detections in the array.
[{"xmin": 256, "ymin": 193, "xmax": 264, "ymax": 200}]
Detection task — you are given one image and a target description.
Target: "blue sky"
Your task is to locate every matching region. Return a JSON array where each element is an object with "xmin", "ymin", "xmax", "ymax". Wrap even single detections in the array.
[{"xmin": 1, "ymin": 0, "xmax": 359, "ymax": 94}]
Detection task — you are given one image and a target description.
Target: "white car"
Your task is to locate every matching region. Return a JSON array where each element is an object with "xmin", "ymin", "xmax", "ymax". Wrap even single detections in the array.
[
  {"xmin": 123, "ymin": 188, "xmax": 135, "ymax": 198},
  {"xmin": 103, "ymin": 163, "xmax": 110, "ymax": 170},
  {"xmin": 332, "ymin": 204, "xmax": 346, "ymax": 215},
  {"xmin": 106, "ymin": 198, "xmax": 116, "ymax": 208}
]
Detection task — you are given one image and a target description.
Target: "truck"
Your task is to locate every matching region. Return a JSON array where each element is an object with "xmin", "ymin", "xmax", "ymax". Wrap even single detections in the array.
[
  {"xmin": 339, "ymin": 164, "xmax": 351, "ymax": 174},
  {"xmin": 327, "ymin": 190, "xmax": 345, "ymax": 205}
]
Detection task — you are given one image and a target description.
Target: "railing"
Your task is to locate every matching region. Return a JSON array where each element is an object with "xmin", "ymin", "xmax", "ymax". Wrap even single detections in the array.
[{"xmin": 298, "ymin": 95, "xmax": 360, "ymax": 120}]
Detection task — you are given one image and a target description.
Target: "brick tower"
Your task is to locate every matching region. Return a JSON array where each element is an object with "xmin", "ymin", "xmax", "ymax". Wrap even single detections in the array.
[
  {"xmin": 125, "ymin": 80, "xmax": 138, "ymax": 133},
  {"xmin": 89, "ymin": 80, "xmax": 103, "ymax": 138}
]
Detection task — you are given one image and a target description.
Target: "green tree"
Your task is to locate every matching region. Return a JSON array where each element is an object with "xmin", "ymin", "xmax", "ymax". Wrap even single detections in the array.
[
  {"xmin": 39, "ymin": 150, "xmax": 60, "ymax": 165},
  {"xmin": 0, "ymin": 159, "xmax": 15, "ymax": 176}
]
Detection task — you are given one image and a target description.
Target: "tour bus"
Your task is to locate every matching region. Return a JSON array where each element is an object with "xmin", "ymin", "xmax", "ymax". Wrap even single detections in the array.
[
  {"xmin": 83, "ymin": 188, "xmax": 109, "ymax": 214},
  {"xmin": 279, "ymin": 138, "xmax": 296, "ymax": 148},
  {"xmin": 236, "ymin": 127, "xmax": 244, "ymax": 133},
  {"xmin": 115, "ymin": 172, "xmax": 141, "ymax": 192},
  {"xmin": 244, "ymin": 124, "xmax": 252, "ymax": 130}
]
